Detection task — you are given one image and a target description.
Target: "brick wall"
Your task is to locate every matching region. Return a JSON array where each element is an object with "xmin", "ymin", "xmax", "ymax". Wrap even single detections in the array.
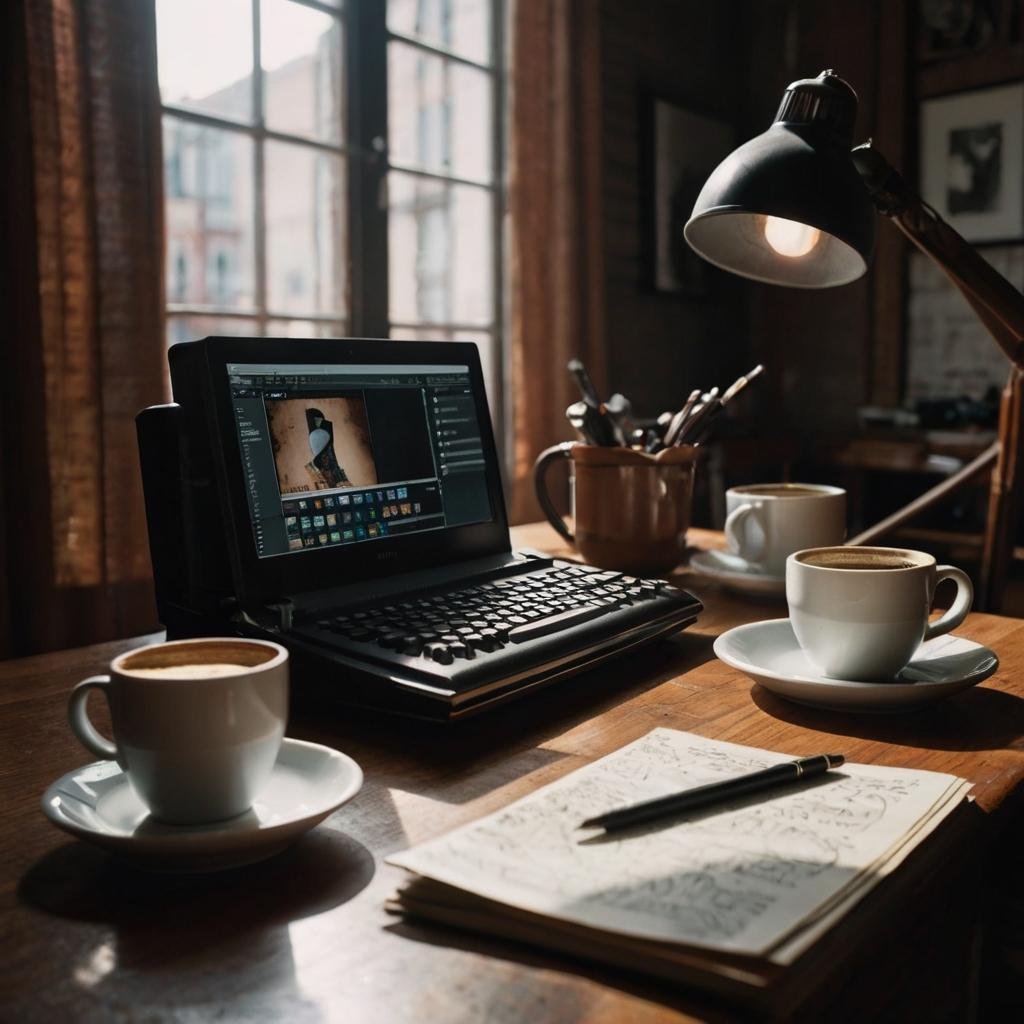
[{"xmin": 906, "ymin": 246, "xmax": 1024, "ymax": 401}]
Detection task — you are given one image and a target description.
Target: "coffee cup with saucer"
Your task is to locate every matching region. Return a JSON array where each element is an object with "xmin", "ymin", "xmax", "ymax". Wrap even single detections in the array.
[
  {"xmin": 43, "ymin": 637, "xmax": 363, "ymax": 870},
  {"xmin": 713, "ymin": 546, "xmax": 998, "ymax": 712},
  {"xmin": 690, "ymin": 482, "xmax": 846, "ymax": 598}
]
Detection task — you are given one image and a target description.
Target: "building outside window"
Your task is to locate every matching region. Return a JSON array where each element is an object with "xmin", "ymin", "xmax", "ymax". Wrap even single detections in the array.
[{"xmin": 156, "ymin": 0, "xmax": 504, "ymax": 405}]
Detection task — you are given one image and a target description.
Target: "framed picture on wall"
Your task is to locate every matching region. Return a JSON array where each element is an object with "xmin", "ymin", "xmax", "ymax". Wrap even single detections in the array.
[
  {"xmin": 644, "ymin": 97, "xmax": 734, "ymax": 294},
  {"xmin": 920, "ymin": 82, "xmax": 1024, "ymax": 243}
]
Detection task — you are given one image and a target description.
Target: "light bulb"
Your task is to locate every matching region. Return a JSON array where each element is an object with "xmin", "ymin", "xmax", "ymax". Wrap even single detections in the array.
[{"xmin": 764, "ymin": 216, "xmax": 821, "ymax": 257}]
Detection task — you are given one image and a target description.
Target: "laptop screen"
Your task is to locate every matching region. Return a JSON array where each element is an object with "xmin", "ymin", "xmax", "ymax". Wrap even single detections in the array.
[{"xmin": 226, "ymin": 361, "xmax": 494, "ymax": 558}]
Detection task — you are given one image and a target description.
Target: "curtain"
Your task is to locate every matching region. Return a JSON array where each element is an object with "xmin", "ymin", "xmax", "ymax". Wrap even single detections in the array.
[
  {"xmin": 506, "ymin": 0, "xmax": 607, "ymax": 524},
  {"xmin": 0, "ymin": 0, "xmax": 165, "ymax": 656}
]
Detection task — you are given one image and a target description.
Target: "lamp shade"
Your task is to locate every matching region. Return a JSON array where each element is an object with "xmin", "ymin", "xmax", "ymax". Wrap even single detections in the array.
[{"xmin": 684, "ymin": 70, "xmax": 875, "ymax": 288}]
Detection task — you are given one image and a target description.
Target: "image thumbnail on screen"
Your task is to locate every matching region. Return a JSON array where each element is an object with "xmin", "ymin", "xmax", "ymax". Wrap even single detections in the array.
[{"xmin": 265, "ymin": 395, "xmax": 378, "ymax": 494}]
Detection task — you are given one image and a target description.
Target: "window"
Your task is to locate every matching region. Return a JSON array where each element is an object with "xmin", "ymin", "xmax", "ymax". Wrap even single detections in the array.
[{"xmin": 156, "ymin": 0, "xmax": 504, "ymax": 402}]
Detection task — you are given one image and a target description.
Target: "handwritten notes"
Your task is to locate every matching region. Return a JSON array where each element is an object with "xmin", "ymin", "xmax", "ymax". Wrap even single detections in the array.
[{"xmin": 389, "ymin": 730, "xmax": 969, "ymax": 959}]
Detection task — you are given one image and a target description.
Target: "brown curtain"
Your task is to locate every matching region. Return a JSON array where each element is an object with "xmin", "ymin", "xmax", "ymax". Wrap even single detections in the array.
[
  {"xmin": 0, "ymin": 0, "xmax": 165, "ymax": 656},
  {"xmin": 507, "ymin": 0, "xmax": 606, "ymax": 524}
]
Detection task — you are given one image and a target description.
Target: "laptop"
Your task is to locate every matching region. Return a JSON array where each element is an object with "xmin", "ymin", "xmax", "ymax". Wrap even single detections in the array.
[{"xmin": 137, "ymin": 337, "xmax": 702, "ymax": 720}]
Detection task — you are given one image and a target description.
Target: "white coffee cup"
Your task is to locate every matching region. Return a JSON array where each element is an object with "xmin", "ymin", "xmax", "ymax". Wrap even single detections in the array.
[
  {"xmin": 786, "ymin": 546, "xmax": 974, "ymax": 681},
  {"xmin": 724, "ymin": 483, "xmax": 846, "ymax": 575},
  {"xmin": 68, "ymin": 637, "xmax": 289, "ymax": 824}
]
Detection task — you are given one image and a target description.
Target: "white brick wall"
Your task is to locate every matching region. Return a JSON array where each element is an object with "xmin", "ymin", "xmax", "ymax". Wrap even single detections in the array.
[{"xmin": 906, "ymin": 245, "xmax": 1024, "ymax": 401}]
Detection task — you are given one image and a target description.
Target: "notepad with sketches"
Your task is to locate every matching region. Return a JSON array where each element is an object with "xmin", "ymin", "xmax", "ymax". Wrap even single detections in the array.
[{"xmin": 387, "ymin": 729, "xmax": 971, "ymax": 1000}]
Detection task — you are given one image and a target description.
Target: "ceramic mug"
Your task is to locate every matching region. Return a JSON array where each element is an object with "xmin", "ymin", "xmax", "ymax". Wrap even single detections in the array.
[
  {"xmin": 68, "ymin": 637, "xmax": 289, "ymax": 824},
  {"xmin": 533, "ymin": 442, "xmax": 698, "ymax": 575},
  {"xmin": 724, "ymin": 483, "xmax": 846, "ymax": 576},
  {"xmin": 786, "ymin": 546, "xmax": 974, "ymax": 680}
]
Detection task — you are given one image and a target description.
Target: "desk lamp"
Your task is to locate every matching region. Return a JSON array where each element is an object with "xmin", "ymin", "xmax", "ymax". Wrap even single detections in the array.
[{"xmin": 684, "ymin": 70, "xmax": 1024, "ymax": 608}]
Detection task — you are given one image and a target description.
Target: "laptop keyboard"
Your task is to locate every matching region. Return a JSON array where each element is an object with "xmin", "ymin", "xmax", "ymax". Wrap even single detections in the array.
[{"xmin": 304, "ymin": 565, "xmax": 672, "ymax": 665}]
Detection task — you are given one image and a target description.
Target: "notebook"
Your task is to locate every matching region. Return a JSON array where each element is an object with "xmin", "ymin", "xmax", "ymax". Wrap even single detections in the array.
[{"xmin": 387, "ymin": 729, "xmax": 971, "ymax": 1001}]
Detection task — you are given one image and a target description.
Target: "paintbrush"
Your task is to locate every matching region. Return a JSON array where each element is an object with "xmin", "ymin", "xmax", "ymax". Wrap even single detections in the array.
[
  {"xmin": 663, "ymin": 389, "xmax": 702, "ymax": 447},
  {"xmin": 720, "ymin": 364, "xmax": 765, "ymax": 405},
  {"xmin": 567, "ymin": 358, "xmax": 601, "ymax": 407},
  {"xmin": 675, "ymin": 387, "xmax": 720, "ymax": 445}
]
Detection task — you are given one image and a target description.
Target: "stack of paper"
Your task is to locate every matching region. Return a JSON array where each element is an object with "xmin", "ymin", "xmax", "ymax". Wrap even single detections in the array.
[{"xmin": 387, "ymin": 730, "xmax": 971, "ymax": 1000}]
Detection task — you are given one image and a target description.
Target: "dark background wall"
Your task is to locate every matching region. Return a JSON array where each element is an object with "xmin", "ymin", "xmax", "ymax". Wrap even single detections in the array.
[
  {"xmin": 598, "ymin": 0, "xmax": 749, "ymax": 417},
  {"xmin": 741, "ymin": 0, "xmax": 884, "ymax": 435}
]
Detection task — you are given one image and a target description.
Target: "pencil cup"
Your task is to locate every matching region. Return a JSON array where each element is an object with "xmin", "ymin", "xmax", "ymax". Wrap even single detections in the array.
[{"xmin": 533, "ymin": 442, "xmax": 698, "ymax": 575}]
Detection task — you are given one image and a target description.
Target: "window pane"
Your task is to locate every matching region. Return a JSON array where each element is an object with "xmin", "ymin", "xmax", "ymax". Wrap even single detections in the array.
[
  {"xmin": 265, "ymin": 141, "xmax": 347, "ymax": 316},
  {"xmin": 388, "ymin": 173, "xmax": 493, "ymax": 325},
  {"xmin": 167, "ymin": 316, "xmax": 260, "ymax": 347},
  {"xmin": 387, "ymin": 0, "xmax": 490, "ymax": 64},
  {"xmin": 388, "ymin": 41, "xmax": 492, "ymax": 183},
  {"xmin": 163, "ymin": 118, "xmax": 255, "ymax": 309},
  {"xmin": 157, "ymin": 0, "xmax": 253, "ymax": 123},
  {"xmin": 266, "ymin": 319, "xmax": 347, "ymax": 338},
  {"xmin": 261, "ymin": 0, "xmax": 344, "ymax": 145}
]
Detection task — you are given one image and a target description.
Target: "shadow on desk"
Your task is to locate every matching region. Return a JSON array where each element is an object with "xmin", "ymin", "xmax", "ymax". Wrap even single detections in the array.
[
  {"xmin": 750, "ymin": 683, "xmax": 1024, "ymax": 752},
  {"xmin": 12, "ymin": 829, "xmax": 374, "ymax": 1021},
  {"xmin": 18, "ymin": 827, "xmax": 374, "ymax": 940}
]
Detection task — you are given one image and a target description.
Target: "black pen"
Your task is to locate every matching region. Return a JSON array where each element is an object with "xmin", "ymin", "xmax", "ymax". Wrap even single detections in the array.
[{"xmin": 579, "ymin": 753, "xmax": 845, "ymax": 832}]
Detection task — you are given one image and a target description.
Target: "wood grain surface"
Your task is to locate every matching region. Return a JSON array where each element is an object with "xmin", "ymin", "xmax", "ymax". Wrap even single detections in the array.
[{"xmin": 2, "ymin": 524, "xmax": 1023, "ymax": 1023}]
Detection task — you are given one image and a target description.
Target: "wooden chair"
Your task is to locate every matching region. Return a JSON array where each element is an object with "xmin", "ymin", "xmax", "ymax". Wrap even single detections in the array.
[{"xmin": 849, "ymin": 371, "xmax": 1022, "ymax": 613}]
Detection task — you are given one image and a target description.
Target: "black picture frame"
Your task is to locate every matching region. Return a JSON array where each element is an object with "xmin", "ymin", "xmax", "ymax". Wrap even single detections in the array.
[
  {"xmin": 920, "ymin": 82, "xmax": 1024, "ymax": 245},
  {"xmin": 642, "ymin": 95, "xmax": 734, "ymax": 295}
]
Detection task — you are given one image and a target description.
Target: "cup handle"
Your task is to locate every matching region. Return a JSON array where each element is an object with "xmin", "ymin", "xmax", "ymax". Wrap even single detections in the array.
[
  {"xmin": 924, "ymin": 566, "xmax": 974, "ymax": 642},
  {"xmin": 533, "ymin": 443, "xmax": 575, "ymax": 544},
  {"xmin": 724, "ymin": 503, "xmax": 763, "ymax": 561},
  {"xmin": 68, "ymin": 676, "xmax": 119, "ymax": 761}
]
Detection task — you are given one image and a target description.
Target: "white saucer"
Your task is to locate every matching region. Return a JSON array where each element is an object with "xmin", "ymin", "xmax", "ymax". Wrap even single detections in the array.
[
  {"xmin": 689, "ymin": 549, "xmax": 786, "ymax": 599},
  {"xmin": 714, "ymin": 618, "xmax": 998, "ymax": 713},
  {"xmin": 42, "ymin": 738, "xmax": 363, "ymax": 872}
]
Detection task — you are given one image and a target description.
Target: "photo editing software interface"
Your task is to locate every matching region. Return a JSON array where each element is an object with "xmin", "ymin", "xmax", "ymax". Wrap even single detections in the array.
[{"xmin": 227, "ymin": 363, "xmax": 493, "ymax": 558}]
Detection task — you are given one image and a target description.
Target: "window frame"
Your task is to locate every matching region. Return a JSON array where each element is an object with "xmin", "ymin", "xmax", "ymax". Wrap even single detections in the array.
[
  {"xmin": 162, "ymin": 0, "xmax": 349, "ymax": 334},
  {"xmin": 159, "ymin": 0, "xmax": 506, "ymax": 423}
]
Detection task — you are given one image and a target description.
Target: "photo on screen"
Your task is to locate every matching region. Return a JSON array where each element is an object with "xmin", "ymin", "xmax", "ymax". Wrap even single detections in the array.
[{"xmin": 265, "ymin": 395, "xmax": 379, "ymax": 494}]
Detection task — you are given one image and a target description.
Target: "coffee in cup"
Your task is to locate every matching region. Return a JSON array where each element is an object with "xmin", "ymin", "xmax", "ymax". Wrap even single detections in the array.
[
  {"xmin": 724, "ymin": 483, "xmax": 846, "ymax": 575},
  {"xmin": 67, "ymin": 637, "xmax": 288, "ymax": 824},
  {"xmin": 786, "ymin": 546, "xmax": 974, "ymax": 680}
]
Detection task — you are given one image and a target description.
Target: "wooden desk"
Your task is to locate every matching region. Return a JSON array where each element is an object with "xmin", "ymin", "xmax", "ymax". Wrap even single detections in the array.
[{"xmin": 2, "ymin": 524, "xmax": 1024, "ymax": 1022}]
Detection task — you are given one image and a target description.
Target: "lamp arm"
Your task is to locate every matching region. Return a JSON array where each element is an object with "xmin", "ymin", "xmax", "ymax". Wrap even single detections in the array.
[{"xmin": 851, "ymin": 142, "xmax": 1024, "ymax": 370}]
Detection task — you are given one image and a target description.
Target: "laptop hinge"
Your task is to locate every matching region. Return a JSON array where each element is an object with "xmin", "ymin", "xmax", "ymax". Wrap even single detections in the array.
[{"xmin": 226, "ymin": 596, "xmax": 294, "ymax": 634}]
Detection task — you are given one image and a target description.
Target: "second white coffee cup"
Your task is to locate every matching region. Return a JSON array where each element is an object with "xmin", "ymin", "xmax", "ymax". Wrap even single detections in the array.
[
  {"xmin": 67, "ymin": 637, "xmax": 289, "ymax": 824},
  {"xmin": 724, "ymin": 483, "xmax": 846, "ymax": 575},
  {"xmin": 786, "ymin": 546, "xmax": 974, "ymax": 681}
]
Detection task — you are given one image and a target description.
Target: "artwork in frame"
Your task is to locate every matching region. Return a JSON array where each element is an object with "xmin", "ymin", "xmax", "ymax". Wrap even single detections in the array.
[
  {"xmin": 920, "ymin": 82, "xmax": 1024, "ymax": 243},
  {"xmin": 646, "ymin": 97, "xmax": 733, "ymax": 295}
]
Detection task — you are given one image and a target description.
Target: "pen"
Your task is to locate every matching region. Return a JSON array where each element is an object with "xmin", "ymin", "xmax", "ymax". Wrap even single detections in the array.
[{"xmin": 578, "ymin": 753, "xmax": 845, "ymax": 832}]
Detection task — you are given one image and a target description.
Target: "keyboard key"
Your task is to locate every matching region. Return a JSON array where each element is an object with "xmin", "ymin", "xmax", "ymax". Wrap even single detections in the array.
[
  {"xmin": 398, "ymin": 636, "xmax": 422, "ymax": 656},
  {"xmin": 508, "ymin": 603, "xmax": 610, "ymax": 642},
  {"xmin": 423, "ymin": 642, "xmax": 453, "ymax": 665},
  {"xmin": 465, "ymin": 632, "xmax": 499, "ymax": 652}
]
